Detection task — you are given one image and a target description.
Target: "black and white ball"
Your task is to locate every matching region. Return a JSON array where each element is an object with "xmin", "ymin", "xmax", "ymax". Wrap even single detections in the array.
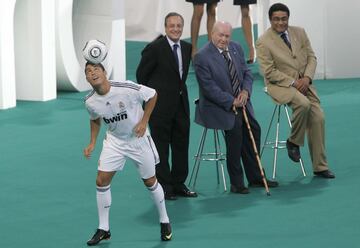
[{"xmin": 82, "ymin": 39, "xmax": 108, "ymax": 64}]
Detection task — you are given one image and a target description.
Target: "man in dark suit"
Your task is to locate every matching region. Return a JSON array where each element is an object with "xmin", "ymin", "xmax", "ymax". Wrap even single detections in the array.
[
  {"xmin": 136, "ymin": 12, "xmax": 197, "ymax": 200},
  {"xmin": 194, "ymin": 21, "xmax": 278, "ymax": 193}
]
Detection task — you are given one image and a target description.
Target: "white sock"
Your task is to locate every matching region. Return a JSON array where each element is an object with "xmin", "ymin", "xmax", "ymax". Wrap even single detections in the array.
[
  {"xmin": 147, "ymin": 180, "xmax": 169, "ymax": 223},
  {"xmin": 96, "ymin": 185, "xmax": 111, "ymax": 231}
]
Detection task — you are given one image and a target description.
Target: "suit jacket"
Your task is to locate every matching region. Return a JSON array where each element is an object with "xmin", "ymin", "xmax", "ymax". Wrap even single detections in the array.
[
  {"xmin": 136, "ymin": 36, "xmax": 191, "ymax": 118},
  {"xmin": 194, "ymin": 41, "xmax": 255, "ymax": 130},
  {"xmin": 256, "ymin": 26, "xmax": 319, "ymax": 104}
]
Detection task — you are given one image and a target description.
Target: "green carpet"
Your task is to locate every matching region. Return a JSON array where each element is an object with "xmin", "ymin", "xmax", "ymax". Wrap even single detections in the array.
[{"xmin": 1, "ymin": 28, "xmax": 360, "ymax": 247}]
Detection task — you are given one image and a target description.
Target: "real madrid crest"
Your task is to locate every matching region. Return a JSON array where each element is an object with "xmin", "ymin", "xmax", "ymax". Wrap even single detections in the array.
[{"xmin": 118, "ymin": 101, "xmax": 125, "ymax": 110}]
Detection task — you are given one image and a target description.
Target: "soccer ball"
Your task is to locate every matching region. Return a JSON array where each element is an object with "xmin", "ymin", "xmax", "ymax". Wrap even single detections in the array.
[{"xmin": 82, "ymin": 39, "xmax": 108, "ymax": 64}]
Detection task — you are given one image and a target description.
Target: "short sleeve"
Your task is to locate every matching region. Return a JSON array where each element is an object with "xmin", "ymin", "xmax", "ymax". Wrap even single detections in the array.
[
  {"xmin": 138, "ymin": 84, "xmax": 156, "ymax": 102},
  {"xmin": 85, "ymin": 104, "xmax": 99, "ymax": 120}
]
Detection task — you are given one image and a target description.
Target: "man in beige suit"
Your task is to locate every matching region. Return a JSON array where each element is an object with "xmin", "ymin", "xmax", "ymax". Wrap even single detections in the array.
[{"xmin": 256, "ymin": 3, "xmax": 335, "ymax": 179}]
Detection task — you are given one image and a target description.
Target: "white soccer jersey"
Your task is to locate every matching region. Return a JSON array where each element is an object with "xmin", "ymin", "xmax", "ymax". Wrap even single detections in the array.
[{"xmin": 85, "ymin": 80, "xmax": 156, "ymax": 140}]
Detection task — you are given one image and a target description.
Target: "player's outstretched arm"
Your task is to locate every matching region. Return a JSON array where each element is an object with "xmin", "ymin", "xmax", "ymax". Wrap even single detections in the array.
[
  {"xmin": 84, "ymin": 118, "xmax": 101, "ymax": 159},
  {"xmin": 134, "ymin": 92, "xmax": 157, "ymax": 137}
]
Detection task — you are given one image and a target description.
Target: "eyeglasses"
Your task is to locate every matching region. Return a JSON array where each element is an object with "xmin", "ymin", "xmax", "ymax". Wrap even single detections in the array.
[{"xmin": 271, "ymin": 16, "xmax": 289, "ymax": 23}]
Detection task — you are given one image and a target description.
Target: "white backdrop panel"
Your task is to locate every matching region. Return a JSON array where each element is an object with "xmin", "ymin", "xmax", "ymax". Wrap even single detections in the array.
[
  {"xmin": 324, "ymin": 0, "xmax": 360, "ymax": 79},
  {"xmin": 125, "ymin": 0, "xmax": 257, "ymax": 41}
]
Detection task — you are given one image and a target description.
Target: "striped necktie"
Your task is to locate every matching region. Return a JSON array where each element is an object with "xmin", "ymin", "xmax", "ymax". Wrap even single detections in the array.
[
  {"xmin": 280, "ymin": 32, "xmax": 292, "ymax": 50},
  {"xmin": 222, "ymin": 50, "xmax": 240, "ymax": 96}
]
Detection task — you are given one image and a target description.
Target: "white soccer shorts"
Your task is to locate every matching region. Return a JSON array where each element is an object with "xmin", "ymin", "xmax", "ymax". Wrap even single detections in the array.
[{"xmin": 98, "ymin": 132, "xmax": 160, "ymax": 179}]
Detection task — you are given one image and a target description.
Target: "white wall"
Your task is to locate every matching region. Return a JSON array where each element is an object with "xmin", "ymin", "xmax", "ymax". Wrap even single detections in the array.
[
  {"xmin": 324, "ymin": 0, "xmax": 360, "ymax": 79},
  {"xmin": 125, "ymin": 0, "xmax": 254, "ymax": 41}
]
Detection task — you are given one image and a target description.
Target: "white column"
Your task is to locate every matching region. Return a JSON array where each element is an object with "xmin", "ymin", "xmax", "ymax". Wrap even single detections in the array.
[
  {"xmin": 0, "ymin": 0, "xmax": 17, "ymax": 109},
  {"xmin": 14, "ymin": 0, "xmax": 57, "ymax": 101}
]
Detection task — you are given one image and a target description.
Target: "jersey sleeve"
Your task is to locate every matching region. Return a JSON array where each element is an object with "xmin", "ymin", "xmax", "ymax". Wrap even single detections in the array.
[
  {"xmin": 138, "ymin": 84, "xmax": 156, "ymax": 102},
  {"xmin": 85, "ymin": 103, "xmax": 100, "ymax": 120}
]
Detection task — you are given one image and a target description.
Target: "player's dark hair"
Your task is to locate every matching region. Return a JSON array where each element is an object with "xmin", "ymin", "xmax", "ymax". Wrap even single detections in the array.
[
  {"xmin": 268, "ymin": 3, "xmax": 290, "ymax": 20},
  {"xmin": 164, "ymin": 12, "xmax": 184, "ymax": 27},
  {"xmin": 85, "ymin": 61, "xmax": 105, "ymax": 72}
]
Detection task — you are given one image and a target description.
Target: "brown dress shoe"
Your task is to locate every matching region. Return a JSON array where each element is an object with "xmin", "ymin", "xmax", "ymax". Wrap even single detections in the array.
[{"xmin": 286, "ymin": 139, "xmax": 301, "ymax": 162}]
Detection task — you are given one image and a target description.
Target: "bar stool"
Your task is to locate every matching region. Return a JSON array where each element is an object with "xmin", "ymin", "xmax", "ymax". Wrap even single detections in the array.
[
  {"xmin": 188, "ymin": 100, "xmax": 227, "ymax": 191},
  {"xmin": 261, "ymin": 89, "xmax": 307, "ymax": 179}
]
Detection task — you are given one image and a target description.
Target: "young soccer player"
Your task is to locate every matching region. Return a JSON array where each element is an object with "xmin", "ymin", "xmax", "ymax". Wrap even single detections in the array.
[{"xmin": 83, "ymin": 62, "xmax": 172, "ymax": 246}]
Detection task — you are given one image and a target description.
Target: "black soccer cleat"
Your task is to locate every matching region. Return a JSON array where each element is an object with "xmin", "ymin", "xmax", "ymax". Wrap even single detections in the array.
[
  {"xmin": 87, "ymin": 228, "xmax": 111, "ymax": 246},
  {"xmin": 160, "ymin": 223, "xmax": 172, "ymax": 241}
]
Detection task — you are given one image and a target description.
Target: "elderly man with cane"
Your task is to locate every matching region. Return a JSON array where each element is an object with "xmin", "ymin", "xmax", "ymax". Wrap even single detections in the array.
[{"xmin": 193, "ymin": 21, "xmax": 278, "ymax": 194}]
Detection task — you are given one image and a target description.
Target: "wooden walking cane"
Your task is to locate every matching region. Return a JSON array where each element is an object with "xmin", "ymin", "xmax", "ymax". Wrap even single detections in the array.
[{"xmin": 242, "ymin": 106, "xmax": 271, "ymax": 196}]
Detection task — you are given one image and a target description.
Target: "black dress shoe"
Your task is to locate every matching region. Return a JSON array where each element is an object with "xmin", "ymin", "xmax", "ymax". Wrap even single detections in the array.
[
  {"xmin": 286, "ymin": 139, "xmax": 301, "ymax": 162},
  {"xmin": 314, "ymin": 170, "xmax": 335, "ymax": 179},
  {"xmin": 164, "ymin": 192, "xmax": 177, "ymax": 200},
  {"xmin": 248, "ymin": 179, "xmax": 279, "ymax": 188},
  {"xmin": 174, "ymin": 185, "xmax": 198, "ymax": 198},
  {"xmin": 230, "ymin": 185, "xmax": 249, "ymax": 194},
  {"xmin": 175, "ymin": 188, "xmax": 198, "ymax": 198}
]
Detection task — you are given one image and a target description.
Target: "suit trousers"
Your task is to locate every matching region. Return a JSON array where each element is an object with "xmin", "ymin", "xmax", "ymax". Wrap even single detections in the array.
[
  {"xmin": 149, "ymin": 97, "xmax": 190, "ymax": 193},
  {"xmin": 224, "ymin": 108, "xmax": 262, "ymax": 187},
  {"xmin": 287, "ymin": 89, "xmax": 328, "ymax": 172}
]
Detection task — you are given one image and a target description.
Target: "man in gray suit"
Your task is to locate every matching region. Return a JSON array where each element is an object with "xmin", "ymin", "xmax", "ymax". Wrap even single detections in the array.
[
  {"xmin": 194, "ymin": 21, "xmax": 278, "ymax": 193},
  {"xmin": 256, "ymin": 3, "xmax": 335, "ymax": 178}
]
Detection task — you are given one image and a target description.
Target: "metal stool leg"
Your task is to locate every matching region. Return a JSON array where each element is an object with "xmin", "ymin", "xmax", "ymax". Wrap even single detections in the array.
[
  {"xmin": 261, "ymin": 105, "xmax": 278, "ymax": 157},
  {"xmin": 284, "ymin": 105, "xmax": 307, "ymax": 177},
  {"xmin": 189, "ymin": 128, "xmax": 207, "ymax": 188},
  {"xmin": 272, "ymin": 106, "xmax": 281, "ymax": 179},
  {"xmin": 214, "ymin": 130, "xmax": 220, "ymax": 185},
  {"xmin": 214, "ymin": 130, "xmax": 227, "ymax": 191}
]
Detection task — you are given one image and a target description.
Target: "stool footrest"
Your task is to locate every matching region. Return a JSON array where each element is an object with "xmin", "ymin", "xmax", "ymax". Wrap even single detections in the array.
[
  {"xmin": 194, "ymin": 153, "xmax": 226, "ymax": 162},
  {"xmin": 189, "ymin": 128, "xmax": 227, "ymax": 191},
  {"xmin": 263, "ymin": 141, "xmax": 286, "ymax": 149}
]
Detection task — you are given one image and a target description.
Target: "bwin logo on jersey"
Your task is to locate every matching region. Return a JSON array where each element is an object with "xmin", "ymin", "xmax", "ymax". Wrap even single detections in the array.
[{"xmin": 103, "ymin": 111, "xmax": 128, "ymax": 124}]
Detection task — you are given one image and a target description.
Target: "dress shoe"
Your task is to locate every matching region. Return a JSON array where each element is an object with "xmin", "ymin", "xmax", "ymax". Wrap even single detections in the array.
[
  {"xmin": 175, "ymin": 187, "xmax": 198, "ymax": 198},
  {"xmin": 230, "ymin": 185, "xmax": 249, "ymax": 194},
  {"xmin": 286, "ymin": 139, "xmax": 301, "ymax": 162},
  {"xmin": 164, "ymin": 192, "xmax": 177, "ymax": 200},
  {"xmin": 314, "ymin": 170, "xmax": 335, "ymax": 179},
  {"xmin": 248, "ymin": 179, "xmax": 279, "ymax": 188}
]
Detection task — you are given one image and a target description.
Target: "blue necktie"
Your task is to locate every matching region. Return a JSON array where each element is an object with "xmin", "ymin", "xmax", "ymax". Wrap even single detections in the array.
[
  {"xmin": 280, "ymin": 32, "xmax": 292, "ymax": 50},
  {"xmin": 222, "ymin": 50, "xmax": 240, "ymax": 96},
  {"xmin": 173, "ymin": 44, "xmax": 179, "ymax": 66}
]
